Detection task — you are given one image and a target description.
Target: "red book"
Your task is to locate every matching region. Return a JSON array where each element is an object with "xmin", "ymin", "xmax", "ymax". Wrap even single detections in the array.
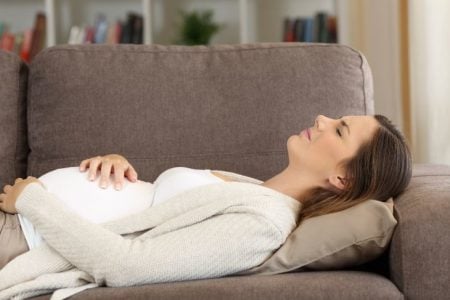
[
  {"xmin": 84, "ymin": 26, "xmax": 95, "ymax": 43},
  {"xmin": 1, "ymin": 32, "xmax": 15, "ymax": 51},
  {"xmin": 283, "ymin": 18, "xmax": 295, "ymax": 42},
  {"xmin": 114, "ymin": 21, "xmax": 122, "ymax": 44},
  {"xmin": 20, "ymin": 29, "xmax": 33, "ymax": 62}
]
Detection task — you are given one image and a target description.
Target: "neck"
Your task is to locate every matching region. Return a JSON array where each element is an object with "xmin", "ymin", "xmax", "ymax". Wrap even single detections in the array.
[{"xmin": 260, "ymin": 166, "xmax": 319, "ymax": 204}]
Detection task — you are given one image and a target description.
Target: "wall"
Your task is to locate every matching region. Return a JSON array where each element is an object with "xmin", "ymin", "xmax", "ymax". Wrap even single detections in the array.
[
  {"xmin": 337, "ymin": 0, "xmax": 404, "ymax": 137},
  {"xmin": 409, "ymin": 0, "xmax": 450, "ymax": 164}
]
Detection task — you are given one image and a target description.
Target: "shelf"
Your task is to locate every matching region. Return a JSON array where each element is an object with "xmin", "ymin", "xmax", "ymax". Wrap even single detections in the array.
[{"xmin": 1, "ymin": 0, "xmax": 340, "ymax": 49}]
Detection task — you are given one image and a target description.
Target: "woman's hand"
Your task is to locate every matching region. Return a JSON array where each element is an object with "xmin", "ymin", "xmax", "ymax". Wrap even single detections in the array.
[
  {"xmin": 79, "ymin": 154, "xmax": 138, "ymax": 190},
  {"xmin": 0, "ymin": 177, "xmax": 44, "ymax": 214}
]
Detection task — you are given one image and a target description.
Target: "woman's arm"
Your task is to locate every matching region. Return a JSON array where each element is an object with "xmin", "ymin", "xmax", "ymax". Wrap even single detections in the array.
[
  {"xmin": 15, "ymin": 183, "xmax": 283, "ymax": 287},
  {"xmin": 79, "ymin": 154, "xmax": 138, "ymax": 190},
  {"xmin": 0, "ymin": 243, "xmax": 73, "ymax": 291}
]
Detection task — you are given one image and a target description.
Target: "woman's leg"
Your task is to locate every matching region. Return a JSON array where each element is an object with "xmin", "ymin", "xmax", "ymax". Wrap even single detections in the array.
[{"xmin": 0, "ymin": 211, "xmax": 29, "ymax": 269}]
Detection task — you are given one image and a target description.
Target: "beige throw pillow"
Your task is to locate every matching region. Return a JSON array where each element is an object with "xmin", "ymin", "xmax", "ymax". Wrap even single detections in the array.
[{"xmin": 235, "ymin": 198, "xmax": 397, "ymax": 276}]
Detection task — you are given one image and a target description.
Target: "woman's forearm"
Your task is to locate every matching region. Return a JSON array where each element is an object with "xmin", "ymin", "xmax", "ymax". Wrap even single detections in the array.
[{"xmin": 15, "ymin": 183, "xmax": 282, "ymax": 287}]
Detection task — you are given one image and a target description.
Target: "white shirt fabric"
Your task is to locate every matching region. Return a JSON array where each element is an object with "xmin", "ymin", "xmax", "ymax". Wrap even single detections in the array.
[{"xmin": 18, "ymin": 166, "xmax": 225, "ymax": 250}]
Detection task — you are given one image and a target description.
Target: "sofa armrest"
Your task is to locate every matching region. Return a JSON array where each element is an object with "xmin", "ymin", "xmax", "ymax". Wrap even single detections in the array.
[{"xmin": 390, "ymin": 163, "xmax": 450, "ymax": 300}]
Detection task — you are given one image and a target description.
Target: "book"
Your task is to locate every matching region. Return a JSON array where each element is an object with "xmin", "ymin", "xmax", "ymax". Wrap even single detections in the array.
[
  {"xmin": 94, "ymin": 14, "xmax": 108, "ymax": 43},
  {"xmin": 68, "ymin": 26, "xmax": 81, "ymax": 44},
  {"xmin": 0, "ymin": 32, "xmax": 15, "ymax": 51},
  {"xmin": 295, "ymin": 18, "xmax": 307, "ymax": 42},
  {"xmin": 283, "ymin": 18, "xmax": 295, "ymax": 42},
  {"xmin": 132, "ymin": 15, "xmax": 143, "ymax": 44},
  {"xmin": 113, "ymin": 21, "xmax": 122, "ymax": 44},
  {"xmin": 303, "ymin": 18, "xmax": 314, "ymax": 42},
  {"xmin": 106, "ymin": 23, "xmax": 115, "ymax": 44},
  {"xmin": 84, "ymin": 26, "xmax": 95, "ymax": 44},
  {"xmin": 314, "ymin": 12, "xmax": 329, "ymax": 42},
  {"xmin": 328, "ymin": 16, "xmax": 337, "ymax": 43},
  {"xmin": 282, "ymin": 13, "xmax": 336, "ymax": 43},
  {"xmin": 20, "ymin": 29, "xmax": 33, "ymax": 62},
  {"xmin": 29, "ymin": 12, "xmax": 46, "ymax": 62}
]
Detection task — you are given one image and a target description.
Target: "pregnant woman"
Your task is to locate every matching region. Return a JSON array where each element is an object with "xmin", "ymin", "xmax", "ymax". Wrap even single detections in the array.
[{"xmin": 0, "ymin": 114, "xmax": 412, "ymax": 299}]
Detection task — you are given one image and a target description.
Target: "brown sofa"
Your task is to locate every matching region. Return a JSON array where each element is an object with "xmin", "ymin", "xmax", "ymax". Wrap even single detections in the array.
[{"xmin": 0, "ymin": 43, "xmax": 449, "ymax": 300}]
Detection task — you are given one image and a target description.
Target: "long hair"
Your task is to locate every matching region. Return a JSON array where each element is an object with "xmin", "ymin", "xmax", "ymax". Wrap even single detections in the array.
[{"xmin": 298, "ymin": 114, "xmax": 412, "ymax": 224}]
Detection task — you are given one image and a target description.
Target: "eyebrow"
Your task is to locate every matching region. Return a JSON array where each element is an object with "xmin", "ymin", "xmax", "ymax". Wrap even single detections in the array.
[{"xmin": 338, "ymin": 116, "xmax": 351, "ymax": 135}]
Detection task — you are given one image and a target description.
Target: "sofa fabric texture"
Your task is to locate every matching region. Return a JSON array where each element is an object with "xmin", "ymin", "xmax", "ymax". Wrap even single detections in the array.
[
  {"xmin": 389, "ymin": 164, "xmax": 450, "ymax": 299},
  {"xmin": 0, "ymin": 43, "xmax": 448, "ymax": 300},
  {"xmin": 0, "ymin": 50, "xmax": 29, "ymax": 188}
]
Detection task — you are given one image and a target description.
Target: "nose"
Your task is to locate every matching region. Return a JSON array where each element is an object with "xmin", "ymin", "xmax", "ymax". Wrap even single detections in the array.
[
  {"xmin": 315, "ymin": 114, "xmax": 334, "ymax": 130},
  {"xmin": 315, "ymin": 114, "xmax": 325, "ymax": 129}
]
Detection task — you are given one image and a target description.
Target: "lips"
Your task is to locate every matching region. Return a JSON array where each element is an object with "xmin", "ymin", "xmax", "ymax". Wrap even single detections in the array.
[{"xmin": 300, "ymin": 128, "xmax": 311, "ymax": 141}]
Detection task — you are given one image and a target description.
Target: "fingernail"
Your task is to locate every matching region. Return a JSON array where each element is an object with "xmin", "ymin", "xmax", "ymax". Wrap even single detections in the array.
[
  {"xmin": 115, "ymin": 183, "xmax": 121, "ymax": 190},
  {"xmin": 90, "ymin": 175, "xmax": 94, "ymax": 181},
  {"xmin": 101, "ymin": 182, "xmax": 107, "ymax": 188}
]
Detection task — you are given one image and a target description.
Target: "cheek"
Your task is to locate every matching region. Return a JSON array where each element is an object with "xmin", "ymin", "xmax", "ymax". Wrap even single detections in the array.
[
  {"xmin": 287, "ymin": 135, "xmax": 347, "ymax": 169},
  {"xmin": 313, "ymin": 136, "xmax": 346, "ymax": 166}
]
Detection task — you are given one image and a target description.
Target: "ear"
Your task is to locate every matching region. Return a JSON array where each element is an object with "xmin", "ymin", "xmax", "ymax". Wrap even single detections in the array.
[{"xmin": 328, "ymin": 174, "xmax": 347, "ymax": 191}]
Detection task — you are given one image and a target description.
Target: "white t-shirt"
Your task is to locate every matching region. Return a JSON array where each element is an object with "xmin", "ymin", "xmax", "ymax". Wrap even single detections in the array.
[{"xmin": 18, "ymin": 166, "xmax": 225, "ymax": 250}]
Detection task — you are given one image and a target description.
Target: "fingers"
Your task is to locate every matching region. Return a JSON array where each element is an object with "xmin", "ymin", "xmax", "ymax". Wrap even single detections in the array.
[
  {"xmin": 113, "ymin": 166, "xmax": 125, "ymax": 190},
  {"xmin": 87, "ymin": 157, "xmax": 102, "ymax": 181},
  {"xmin": 79, "ymin": 159, "xmax": 90, "ymax": 172},
  {"xmin": 125, "ymin": 165, "xmax": 138, "ymax": 182},
  {"xmin": 99, "ymin": 161, "xmax": 113, "ymax": 189},
  {"xmin": 3, "ymin": 184, "xmax": 12, "ymax": 193},
  {"xmin": 79, "ymin": 155, "xmax": 138, "ymax": 190}
]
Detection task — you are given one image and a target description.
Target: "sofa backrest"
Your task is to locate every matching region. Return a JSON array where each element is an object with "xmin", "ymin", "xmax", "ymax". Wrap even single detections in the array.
[
  {"xmin": 0, "ymin": 50, "xmax": 29, "ymax": 188},
  {"xmin": 23, "ymin": 43, "xmax": 374, "ymax": 182}
]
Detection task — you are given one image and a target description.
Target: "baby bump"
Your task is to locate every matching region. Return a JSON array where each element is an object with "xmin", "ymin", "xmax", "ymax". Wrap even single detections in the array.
[{"xmin": 38, "ymin": 167, "xmax": 155, "ymax": 223}]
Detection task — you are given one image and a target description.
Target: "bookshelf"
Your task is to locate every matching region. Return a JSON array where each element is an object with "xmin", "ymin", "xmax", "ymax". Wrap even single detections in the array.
[{"xmin": 1, "ymin": 0, "xmax": 341, "ymax": 48}]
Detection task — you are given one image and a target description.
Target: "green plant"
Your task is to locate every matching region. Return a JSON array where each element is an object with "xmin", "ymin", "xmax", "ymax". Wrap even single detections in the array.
[{"xmin": 174, "ymin": 9, "xmax": 223, "ymax": 45}]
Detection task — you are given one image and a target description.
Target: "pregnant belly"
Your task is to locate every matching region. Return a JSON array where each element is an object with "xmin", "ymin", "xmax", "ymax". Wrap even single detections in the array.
[{"xmin": 38, "ymin": 167, "xmax": 155, "ymax": 223}]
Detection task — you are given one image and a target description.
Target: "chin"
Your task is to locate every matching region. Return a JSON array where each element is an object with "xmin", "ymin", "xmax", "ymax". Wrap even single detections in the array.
[{"xmin": 286, "ymin": 139, "xmax": 303, "ymax": 165}]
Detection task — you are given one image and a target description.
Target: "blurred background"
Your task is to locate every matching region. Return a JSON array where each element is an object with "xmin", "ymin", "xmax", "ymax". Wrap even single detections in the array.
[{"xmin": 1, "ymin": 0, "xmax": 449, "ymax": 165}]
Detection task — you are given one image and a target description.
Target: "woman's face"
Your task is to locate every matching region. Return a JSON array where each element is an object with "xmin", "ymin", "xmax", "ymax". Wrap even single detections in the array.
[{"xmin": 287, "ymin": 114, "xmax": 379, "ymax": 189}]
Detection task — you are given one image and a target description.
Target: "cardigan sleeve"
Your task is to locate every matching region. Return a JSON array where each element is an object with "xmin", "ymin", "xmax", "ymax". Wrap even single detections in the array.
[
  {"xmin": 15, "ymin": 183, "xmax": 284, "ymax": 287},
  {"xmin": 0, "ymin": 243, "xmax": 73, "ymax": 291}
]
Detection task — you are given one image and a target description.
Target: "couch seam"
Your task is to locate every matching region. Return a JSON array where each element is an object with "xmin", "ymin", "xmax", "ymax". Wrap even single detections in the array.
[
  {"xmin": 29, "ymin": 150, "xmax": 287, "ymax": 163},
  {"xmin": 392, "ymin": 207, "xmax": 407, "ymax": 296},
  {"xmin": 29, "ymin": 43, "xmax": 357, "ymax": 69},
  {"xmin": 361, "ymin": 53, "xmax": 368, "ymax": 114},
  {"xmin": 343, "ymin": 47, "xmax": 368, "ymax": 115},
  {"xmin": 38, "ymin": 43, "xmax": 353, "ymax": 53},
  {"xmin": 13, "ymin": 55, "xmax": 21, "ymax": 179}
]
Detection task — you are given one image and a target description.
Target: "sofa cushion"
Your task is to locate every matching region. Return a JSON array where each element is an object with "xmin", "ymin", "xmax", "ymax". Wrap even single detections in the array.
[
  {"xmin": 236, "ymin": 198, "xmax": 397, "ymax": 275},
  {"xmin": 30, "ymin": 271, "xmax": 403, "ymax": 300},
  {"xmin": 26, "ymin": 43, "xmax": 374, "ymax": 183},
  {"xmin": 0, "ymin": 50, "xmax": 29, "ymax": 188},
  {"xmin": 389, "ymin": 163, "xmax": 450, "ymax": 299}
]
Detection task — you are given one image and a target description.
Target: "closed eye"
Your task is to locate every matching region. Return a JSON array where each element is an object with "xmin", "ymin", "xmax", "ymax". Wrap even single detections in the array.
[{"xmin": 336, "ymin": 128, "xmax": 342, "ymax": 137}]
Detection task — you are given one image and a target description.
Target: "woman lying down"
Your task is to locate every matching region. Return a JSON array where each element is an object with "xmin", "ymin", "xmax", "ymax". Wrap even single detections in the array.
[{"xmin": 0, "ymin": 114, "xmax": 412, "ymax": 299}]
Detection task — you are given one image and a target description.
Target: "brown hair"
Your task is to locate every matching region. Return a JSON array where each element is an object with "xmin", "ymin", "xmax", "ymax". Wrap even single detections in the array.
[{"xmin": 298, "ymin": 114, "xmax": 412, "ymax": 224}]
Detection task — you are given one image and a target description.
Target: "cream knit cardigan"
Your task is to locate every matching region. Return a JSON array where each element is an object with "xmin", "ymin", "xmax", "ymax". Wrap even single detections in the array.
[{"xmin": 0, "ymin": 170, "xmax": 302, "ymax": 300}]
